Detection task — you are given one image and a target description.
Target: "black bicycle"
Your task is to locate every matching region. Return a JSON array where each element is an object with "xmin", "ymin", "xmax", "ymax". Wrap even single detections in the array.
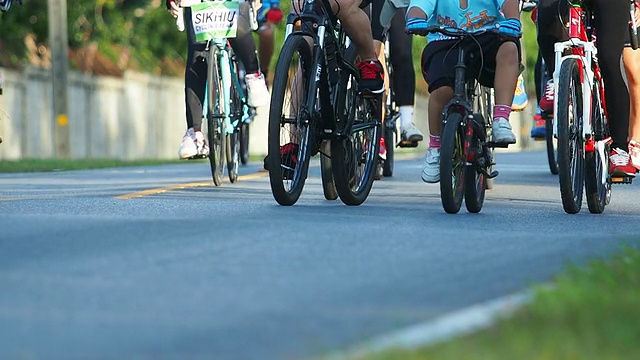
[
  {"xmin": 267, "ymin": 0, "xmax": 382, "ymax": 206},
  {"xmin": 411, "ymin": 26, "xmax": 513, "ymax": 213}
]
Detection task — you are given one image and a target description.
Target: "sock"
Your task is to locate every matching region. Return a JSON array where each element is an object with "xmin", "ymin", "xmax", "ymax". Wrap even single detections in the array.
[
  {"xmin": 429, "ymin": 134, "xmax": 441, "ymax": 149},
  {"xmin": 399, "ymin": 105, "xmax": 414, "ymax": 128},
  {"xmin": 493, "ymin": 104, "xmax": 511, "ymax": 121}
]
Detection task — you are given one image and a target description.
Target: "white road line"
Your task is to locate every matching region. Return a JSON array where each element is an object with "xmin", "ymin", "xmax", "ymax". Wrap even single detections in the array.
[{"xmin": 328, "ymin": 290, "xmax": 532, "ymax": 359}]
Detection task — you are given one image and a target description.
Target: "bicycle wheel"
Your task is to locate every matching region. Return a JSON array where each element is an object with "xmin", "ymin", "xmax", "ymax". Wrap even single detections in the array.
[
  {"xmin": 226, "ymin": 132, "xmax": 239, "ymax": 183},
  {"xmin": 556, "ymin": 58, "xmax": 584, "ymax": 214},
  {"xmin": 240, "ymin": 121, "xmax": 250, "ymax": 165},
  {"xmin": 267, "ymin": 35, "xmax": 313, "ymax": 205},
  {"xmin": 440, "ymin": 113, "xmax": 466, "ymax": 214},
  {"xmin": 464, "ymin": 114, "xmax": 487, "ymax": 213},
  {"xmin": 332, "ymin": 94, "xmax": 382, "ymax": 205},
  {"xmin": 585, "ymin": 79, "xmax": 610, "ymax": 214},
  {"xmin": 382, "ymin": 117, "xmax": 396, "ymax": 177},
  {"xmin": 206, "ymin": 52, "xmax": 226, "ymax": 187},
  {"xmin": 320, "ymin": 140, "xmax": 338, "ymax": 200}
]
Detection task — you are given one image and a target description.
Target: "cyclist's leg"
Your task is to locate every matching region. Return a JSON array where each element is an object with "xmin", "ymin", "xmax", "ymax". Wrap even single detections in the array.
[
  {"xmin": 420, "ymin": 41, "xmax": 457, "ymax": 183},
  {"xmin": 257, "ymin": 22, "xmax": 275, "ymax": 82},
  {"xmin": 230, "ymin": 2, "xmax": 270, "ymax": 107},
  {"xmin": 536, "ymin": 0, "xmax": 569, "ymax": 113},
  {"xmin": 477, "ymin": 33, "xmax": 520, "ymax": 144},
  {"xmin": 623, "ymin": 9, "xmax": 640, "ymax": 170},
  {"xmin": 388, "ymin": 8, "xmax": 423, "ymax": 143},
  {"xmin": 181, "ymin": 7, "xmax": 210, "ymax": 158}
]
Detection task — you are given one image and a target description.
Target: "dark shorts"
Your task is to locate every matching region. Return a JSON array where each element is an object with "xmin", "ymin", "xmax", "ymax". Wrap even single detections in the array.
[{"xmin": 421, "ymin": 33, "xmax": 521, "ymax": 93}]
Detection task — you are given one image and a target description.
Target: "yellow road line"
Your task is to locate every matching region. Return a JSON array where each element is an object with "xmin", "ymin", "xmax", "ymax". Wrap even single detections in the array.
[{"xmin": 115, "ymin": 172, "xmax": 268, "ymax": 200}]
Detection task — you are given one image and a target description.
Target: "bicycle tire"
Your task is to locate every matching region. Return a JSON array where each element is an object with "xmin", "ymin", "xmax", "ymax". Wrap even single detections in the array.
[
  {"xmin": 382, "ymin": 120, "xmax": 395, "ymax": 177},
  {"xmin": 464, "ymin": 115, "xmax": 487, "ymax": 213},
  {"xmin": 556, "ymin": 58, "xmax": 584, "ymax": 214},
  {"xmin": 267, "ymin": 35, "xmax": 313, "ymax": 205},
  {"xmin": 545, "ymin": 114, "xmax": 559, "ymax": 175},
  {"xmin": 226, "ymin": 132, "xmax": 239, "ymax": 183},
  {"xmin": 440, "ymin": 112, "xmax": 466, "ymax": 214},
  {"xmin": 240, "ymin": 122, "xmax": 250, "ymax": 165},
  {"xmin": 207, "ymin": 51, "xmax": 226, "ymax": 187},
  {"xmin": 585, "ymin": 80, "xmax": 610, "ymax": 214},
  {"xmin": 320, "ymin": 140, "xmax": 338, "ymax": 200}
]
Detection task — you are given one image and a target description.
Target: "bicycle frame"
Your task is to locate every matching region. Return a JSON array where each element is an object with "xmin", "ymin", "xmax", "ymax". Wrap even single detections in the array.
[{"xmin": 552, "ymin": 3, "xmax": 608, "ymax": 149}]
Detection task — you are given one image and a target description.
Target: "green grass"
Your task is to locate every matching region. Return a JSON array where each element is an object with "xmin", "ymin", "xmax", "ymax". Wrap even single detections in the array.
[
  {"xmin": 0, "ymin": 158, "xmax": 196, "ymax": 173},
  {"xmin": 364, "ymin": 244, "xmax": 640, "ymax": 360}
]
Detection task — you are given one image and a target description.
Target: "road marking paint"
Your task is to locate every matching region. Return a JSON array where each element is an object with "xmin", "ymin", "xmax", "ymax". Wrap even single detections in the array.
[
  {"xmin": 0, "ymin": 198, "xmax": 23, "ymax": 201},
  {"xmin": 328, "ymin": 290, "xmax": 532, "ymax": 359},
  {"xmin": 115, "ymin": 172, "xmax": 268, "ymax": 199}
]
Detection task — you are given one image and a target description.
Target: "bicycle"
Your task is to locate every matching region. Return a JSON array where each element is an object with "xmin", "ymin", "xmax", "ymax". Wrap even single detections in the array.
[
  {"xmin": 552, "ymin": 0, "xmax": 615, "ymax": 214},
  {"xmin": 410, "ymin": 26, "xmax": 511, "ymax": 214},
  {"xmin": 267, "ymin": 0, "xmax": 382, "ymax": 206},
  {"xmin": 180, "ymin": 0, "xmax": 254, "ymax": 186}
]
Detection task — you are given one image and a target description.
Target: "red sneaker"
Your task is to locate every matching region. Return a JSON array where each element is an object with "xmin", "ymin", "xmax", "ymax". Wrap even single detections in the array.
[
  {"xmin": 379, "ymin": 137, "xmax": 387, "ymax": 161},
  {"xmin": 609, "ymin": 147, "xmax": 637, "ymax": 177},
  {"xmin": 539, "ymin": 79, "xmax": 554, "ymax": 114},
  {"xmin": 356, "ymin": 60, "xmax": 384, "ymax": 94}
]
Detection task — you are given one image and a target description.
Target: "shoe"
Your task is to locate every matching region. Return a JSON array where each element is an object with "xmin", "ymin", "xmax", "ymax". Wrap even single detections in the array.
[
  {"xmin": 530, "ymin": 110, "xmax": 546, "ymax": 139},
  {"xmin": 401, "ymin": 122, "xmax": 424, "ymax": 143},
  {"xmin": 178, "ymin": 128, "xmax": 197, "ymax": 159},
  {"xmin": 245, "ymin": 72, "xmax": 270, "ymax": 107},
  {"xmin": 492, "ymin": 117, "xmax": 517, "ymax": 145},
  {"xmin": 511, "ymin": 74, "xmax": 528, "ymax": 111},
  {"xmin": 194, "ymin": 130, "xmax": 209, "ymax": 157},
  {"xmin": 379, "ymin": 137, "xmax": 387, "ymax": 161},
  {"xmin": 356, "ymin": 60, "xmax": 384, "ymax": 94},
  {"xmin": 421, "ymin": 147, "xmax": 440, "ymax": 183},
  {"xmin": 539, "ymin": 79, "xmax": 554, "ymax": 113},
  {"xmin": 610, "ymin": 147, "xmax": 637, "ymax": 177},
  {"xmin": 264, "ymin": 142, "xmax": 299, "ymax": 179},
  {"xmin": 629, "ymin": 140, "xmax": 640, "ymax": 172}
]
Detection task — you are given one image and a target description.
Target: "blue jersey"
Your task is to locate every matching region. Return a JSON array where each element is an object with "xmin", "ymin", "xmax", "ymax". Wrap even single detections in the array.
[{"xmin": 408, "ymin": 0, "xmax": 507, "ymax": 42}]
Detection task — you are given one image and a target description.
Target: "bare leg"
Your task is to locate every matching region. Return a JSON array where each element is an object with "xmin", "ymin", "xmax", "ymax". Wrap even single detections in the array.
[
  {"xmin": 493, "ymin": 42, "xmax": 519, "ymax": 106},
  {"xmin": 428, "ymin": 87, "xmax": 454, "ymax": 136},
  {"xmin": 329, "ymin": 0, "xmax": 376, "ymax": 61},
  {"xmin": 624, "ymin": 47, "xmax": 640, "ymax": 142}
]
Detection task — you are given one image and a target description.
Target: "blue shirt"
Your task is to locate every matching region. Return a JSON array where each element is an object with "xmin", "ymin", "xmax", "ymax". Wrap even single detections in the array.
[{"xmin": 408, "ymin": 0, "xmax": 507, "ymax": 42}]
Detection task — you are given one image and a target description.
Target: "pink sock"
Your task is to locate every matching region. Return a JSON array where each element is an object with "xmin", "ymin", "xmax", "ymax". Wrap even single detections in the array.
[
  {"xmin": 493, "ymin": 105, "xmax": 511, "ymax": 121},
  {"xmin": 429, "ymin": 135, "xmax": 441, "ymax": 149}
]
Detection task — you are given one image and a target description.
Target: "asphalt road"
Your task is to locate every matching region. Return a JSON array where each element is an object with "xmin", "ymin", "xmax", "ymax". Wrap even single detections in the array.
[{"xmin": 1, "ymin": 150, "xmax": 638, "ymax": 360}]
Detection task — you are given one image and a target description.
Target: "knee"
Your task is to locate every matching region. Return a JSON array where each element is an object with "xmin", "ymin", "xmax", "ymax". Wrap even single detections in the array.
[
  {"xmin": 624, "ymin": 49, "xmax": 640, "ymax": 85},
  {"xmin": 430, "ymin": 87, "xmax": 454, "ymax": 106},
  {"xmin": 331, "ymin": 0, "xmax": 358, "ymax": 17},
  {"xmin": 497, "ymin": 42, "xmax": 519, "ymax": 65}
]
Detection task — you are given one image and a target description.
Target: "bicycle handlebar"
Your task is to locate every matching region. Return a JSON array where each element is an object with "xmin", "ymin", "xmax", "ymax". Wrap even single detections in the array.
[{"xmin": 408, "ymin": 25, "xmax": 501, "ymax": 38}]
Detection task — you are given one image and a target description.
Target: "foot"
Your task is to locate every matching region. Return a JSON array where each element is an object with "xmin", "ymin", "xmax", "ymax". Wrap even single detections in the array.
[
  {"xmin": 511, "ymin": 74, "xmax": 528, "ymax": 111},
  {"xmin": 610, "ymin": 147, "xmax": 637, "ymax": 177},
  {"xmin": 194, "ymin": 130, "xmax": 209, "ymax": 157},
  {"xmin": 178, "ymin": 128, "xmax": 197, "ymax": 159},
  {"xmin": 356, "ymin": 60, "xmax": 384, "ymax": 94},
  {"xmin": 245, "ymin": 72, "xmax": 270, "ymax": 107},
  {"xmin": 530, "ymin": 111, "xmax": 546, "ymax": 139},
  {"xmin": 421, "ymin": 147, "xmax": 440, "ymax": 183},
  {"xmin": 264, "ymin": 143, "xmax": 299, "ymax": 179},
  {"xmin": 379, "ymin": 137, "xmax": 387, "ymax": 161},
  {"xmin": 629, "ymin": 140, "xmax": 640, "ymax": 172},
  {"xmin": 401, "ymin": 122, "xmax": 424, "ymax": 143},
  {"xmin": 492, "ymin": 117, "xmax": 517, "ymax": 145},
  {"xmin": 539, "ymin": 79, "xmax": 554, "ymax": 113}
]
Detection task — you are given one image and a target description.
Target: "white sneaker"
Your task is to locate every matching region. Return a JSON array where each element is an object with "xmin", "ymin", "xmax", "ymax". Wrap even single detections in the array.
[
  {"xmin": 401, "ymin": 122, "xmax": 424, "ymax": 143},
  {"xmin": 178, "ymin": 128, "xmax": 197, "ymax": 159},
  {"xmin": 194, "ymin": 130, "xmax": 209, "ymax": 157},
  {"xmin": 422, "ymin": 147, "xmax": 440, "ymax": 183},
  {"xmin": 492, "ymin": 117, "xmax": 516, "ymax": 145},
  {"xmin": 245, "ymin": 72, "xmax": 270, "ymax": 107}
]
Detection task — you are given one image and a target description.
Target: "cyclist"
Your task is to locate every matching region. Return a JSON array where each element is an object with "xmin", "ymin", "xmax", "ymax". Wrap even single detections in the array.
[
  {"xmin": 406, "ymin": 0, "xmax": 520, "ymax": 183},
  {"xmin": 166, "ymin": 0, "xmax": 271, "ymax": 159},
  {"xmin": 536, "ymin": 0, "xmax": 636, "ymax": 177},
  {"xmin": 370, "ymin": 0, "xmax": 425, "ymax": 149},
  {"xmin": 291, "ymin": 0, "xmax": 385, "ymax": 94},
  {"xmin": 624, "ymin": 2, "xmax": 640, "ymax": 170},
  {"xmin": 255, "ymin": 0, "xmax": 284, "ymax": 86}
]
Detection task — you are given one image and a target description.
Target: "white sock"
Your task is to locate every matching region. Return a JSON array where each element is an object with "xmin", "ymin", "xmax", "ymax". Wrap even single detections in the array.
[{"xmin": 399, "ymin": 105, "xmax": 414, "ymax": 128}]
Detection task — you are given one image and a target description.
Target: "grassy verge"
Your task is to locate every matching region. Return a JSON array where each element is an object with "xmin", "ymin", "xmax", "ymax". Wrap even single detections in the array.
[
  {"xmin": 0, "ymin": 158, "xmax": 197, "ymax": 173},
  {"xmin": 364, "ymin": 244, "xmax": 640, "ymax": 360}
]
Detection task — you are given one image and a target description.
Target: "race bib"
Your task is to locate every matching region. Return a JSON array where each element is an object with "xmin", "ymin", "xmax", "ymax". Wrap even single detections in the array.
[{"xmin": 190, "ymin": 0, "xmax": 240, "ymax": 41}]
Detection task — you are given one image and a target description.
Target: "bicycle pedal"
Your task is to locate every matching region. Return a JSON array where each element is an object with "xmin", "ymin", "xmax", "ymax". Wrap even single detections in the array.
[
  {"xmin": 397, "ymin": 140, "xmax": 419, "ymax": 148},
  {"xmin": 611, "ymin": 176, "xmax": 634, "ymax": 184},
  {"xmin": 486, "ymin": 170, "xmax": 499, "ymax": 179},
  {"xmin": 488, "ymin": 142, "xmax": 510, "ymax": 148},
  {"xmin": 187, "ymin": 154, "xmax": 208, "ymax": 160}
]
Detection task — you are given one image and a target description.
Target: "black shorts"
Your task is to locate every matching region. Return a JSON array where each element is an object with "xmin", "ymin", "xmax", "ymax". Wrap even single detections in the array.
[{"xmin": 421, "ymin": 33, "xmax": 521, "ymax": 93}]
